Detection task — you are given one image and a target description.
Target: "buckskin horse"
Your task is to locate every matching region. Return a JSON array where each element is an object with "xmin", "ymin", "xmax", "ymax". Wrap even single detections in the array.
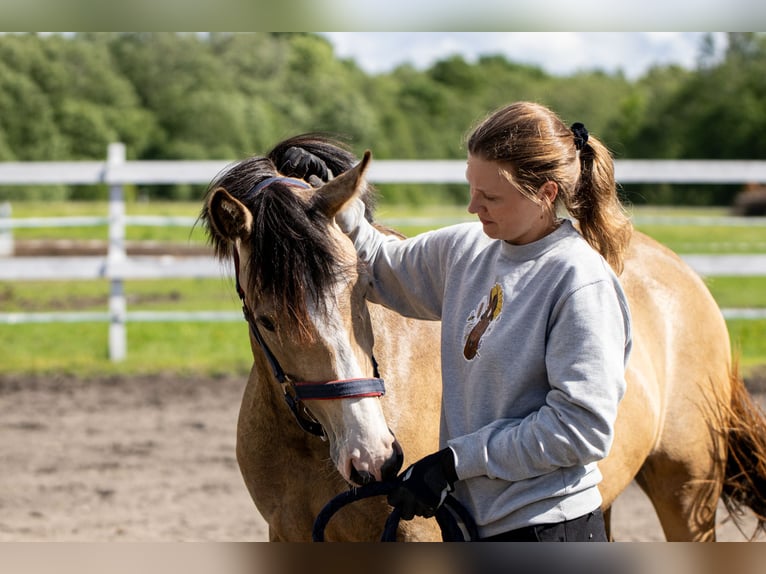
[{"xmin": 200, "ymin": 134, "xmax": 766, "ymax": 541}]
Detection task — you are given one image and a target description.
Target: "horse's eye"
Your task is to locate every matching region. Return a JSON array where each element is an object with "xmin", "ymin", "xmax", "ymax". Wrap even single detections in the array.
[{"xmin": 257, "ymin": 316, "xmax": 276, "ymax": 332}]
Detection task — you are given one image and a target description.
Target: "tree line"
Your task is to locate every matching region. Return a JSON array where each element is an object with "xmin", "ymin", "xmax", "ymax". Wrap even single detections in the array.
[{"xmin": 1, "ymin": 32, "xmax": 764, "ymax": 205}]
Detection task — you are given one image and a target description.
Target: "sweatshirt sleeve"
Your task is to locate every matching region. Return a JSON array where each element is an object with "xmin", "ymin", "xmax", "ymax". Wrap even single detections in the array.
[
  {"xmin": 335, "ymin": 198, "xmax": 451, "ymax": 320},
  {"xmin": 448, "ymin": 279, "xmax": 631, "ymax": 482}
]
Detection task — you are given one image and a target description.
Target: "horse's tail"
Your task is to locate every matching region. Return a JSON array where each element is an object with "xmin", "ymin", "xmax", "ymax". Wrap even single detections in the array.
[{"xmin": 720, "ymin": 366, "xmax": 766, "ymax": 539}]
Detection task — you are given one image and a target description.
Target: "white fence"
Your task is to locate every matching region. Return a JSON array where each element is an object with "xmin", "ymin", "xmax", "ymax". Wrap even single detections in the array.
[{"xmin": 2, "ymin": 143, "xmax": 766, "ymax": 361}]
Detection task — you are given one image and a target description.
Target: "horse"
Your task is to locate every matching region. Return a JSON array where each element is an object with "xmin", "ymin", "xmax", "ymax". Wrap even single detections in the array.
[
  {"xmin": 201, "ymin": 137, "xmax": 443, "ymax": 541},
  {"xmin": 201, "ymin": 134, "xmax": 766, "ymax": 542}
]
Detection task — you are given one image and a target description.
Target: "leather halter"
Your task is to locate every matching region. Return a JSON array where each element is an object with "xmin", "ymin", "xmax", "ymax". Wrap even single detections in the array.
[{"xmin": 231, "ymin": 243, "xmax": 386, "ymax": 439}]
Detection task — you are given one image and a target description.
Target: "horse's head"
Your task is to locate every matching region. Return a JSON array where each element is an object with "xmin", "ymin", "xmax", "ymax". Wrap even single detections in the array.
[{"xmin": 201, "ymin": 145, "xmax": 403, "ymax": 486}]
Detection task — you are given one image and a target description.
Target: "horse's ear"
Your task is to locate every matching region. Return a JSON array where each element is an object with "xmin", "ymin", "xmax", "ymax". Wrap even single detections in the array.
[
  {"xmin": 206, "ymin": 187, "xmax": 253, "ymax": 241},
  {"xmin": 312, "ymin": 150, "xmax": 371, "ymax": 218}
]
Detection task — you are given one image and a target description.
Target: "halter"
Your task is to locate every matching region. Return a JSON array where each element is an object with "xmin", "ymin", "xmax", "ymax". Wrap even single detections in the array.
[{"xmin": 231, "ymin": 230, "xmax": 386, "ymax": 439}]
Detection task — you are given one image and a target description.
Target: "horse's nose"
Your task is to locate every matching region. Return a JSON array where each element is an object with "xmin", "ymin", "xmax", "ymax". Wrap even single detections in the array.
[
  {"xmin": 348, "ymin": 438, "xmax": 403, "ymax": 485},
  {"xmin": 380, "ymin": 438, "xmax": 404, "ymax": 482}
]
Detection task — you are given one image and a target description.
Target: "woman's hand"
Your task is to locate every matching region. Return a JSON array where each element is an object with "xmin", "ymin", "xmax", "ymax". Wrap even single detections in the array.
[{"xmin": 387, "ymin": 447, "xmax": 458, "ymax": 520}]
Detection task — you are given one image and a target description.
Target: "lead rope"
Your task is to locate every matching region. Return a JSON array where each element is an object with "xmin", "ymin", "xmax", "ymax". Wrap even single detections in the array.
[{"xmin": 312, "ymin": 481, "xmax": 479, "ymax": 542}]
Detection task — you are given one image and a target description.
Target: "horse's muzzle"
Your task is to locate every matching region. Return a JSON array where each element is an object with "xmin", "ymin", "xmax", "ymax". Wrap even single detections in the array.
[{"xmin": 347, "ymin": 437, "xmax": 404, "ymax": 486}]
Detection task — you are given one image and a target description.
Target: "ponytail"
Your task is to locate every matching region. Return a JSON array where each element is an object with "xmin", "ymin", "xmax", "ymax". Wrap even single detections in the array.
[{"xmin": 569, "ymin": 135, "xmax": 632, "ymax": 275}]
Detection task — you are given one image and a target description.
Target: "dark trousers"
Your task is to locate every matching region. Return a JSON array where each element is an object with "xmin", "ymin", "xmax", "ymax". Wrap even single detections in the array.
[{"xmin": 480, "ymin": 509, "xmax": 607, "ymax": 542}]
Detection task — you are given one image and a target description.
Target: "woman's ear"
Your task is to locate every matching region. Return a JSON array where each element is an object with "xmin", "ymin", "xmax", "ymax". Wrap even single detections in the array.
[{"xmin": 540, "ymin": 181, "xmax": 558, "ymax": 205}]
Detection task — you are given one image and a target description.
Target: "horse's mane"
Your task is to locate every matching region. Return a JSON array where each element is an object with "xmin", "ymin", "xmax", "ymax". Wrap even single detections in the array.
[{"xmin": 200, "ymin": 134, "xmax": 370, "ymax": 340}]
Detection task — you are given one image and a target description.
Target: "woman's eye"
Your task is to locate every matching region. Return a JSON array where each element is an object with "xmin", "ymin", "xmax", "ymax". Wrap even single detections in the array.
[{"xmin": 257, "ymin": 316, "xmax": 276, "ymax": 332}]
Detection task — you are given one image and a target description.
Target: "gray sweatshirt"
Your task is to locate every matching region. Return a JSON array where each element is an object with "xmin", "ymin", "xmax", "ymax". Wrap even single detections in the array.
[{"xmin": 340, "ymin": 203, "xmax": 632, "ymax": 537}]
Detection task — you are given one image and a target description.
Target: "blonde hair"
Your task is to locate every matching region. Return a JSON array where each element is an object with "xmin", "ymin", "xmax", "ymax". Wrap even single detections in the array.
[{"xmin": 467, "ymin": 101, "xmax": 632, "ymax": 274}]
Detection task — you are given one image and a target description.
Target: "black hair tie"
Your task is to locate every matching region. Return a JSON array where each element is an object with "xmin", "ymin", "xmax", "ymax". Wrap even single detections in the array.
[{"xmin": 570, "ymin": 122, "xmax": 589, "ymax": 151}]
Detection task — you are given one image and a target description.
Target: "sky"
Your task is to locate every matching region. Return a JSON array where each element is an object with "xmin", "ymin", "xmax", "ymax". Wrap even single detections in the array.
[{"xmin": 320, "ymin": 32, "xmax": 728, "ymax": 80}]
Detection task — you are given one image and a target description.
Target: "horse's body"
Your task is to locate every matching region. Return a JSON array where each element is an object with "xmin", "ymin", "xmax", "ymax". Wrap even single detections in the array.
[{"xmin": 202, "ymin": 135, "xmax": 766, "ymax": 541}]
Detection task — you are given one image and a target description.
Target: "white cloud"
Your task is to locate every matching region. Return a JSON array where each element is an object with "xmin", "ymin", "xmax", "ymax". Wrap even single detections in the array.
[{"xmin": 321, "ymin": 32, "xmax": 728, "ymax": 80}]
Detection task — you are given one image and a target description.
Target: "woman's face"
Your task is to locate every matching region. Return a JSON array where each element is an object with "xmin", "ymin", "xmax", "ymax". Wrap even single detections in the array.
[{"xmin": 466, "ymin": 155, "xmax": 556, "ymax": 245}]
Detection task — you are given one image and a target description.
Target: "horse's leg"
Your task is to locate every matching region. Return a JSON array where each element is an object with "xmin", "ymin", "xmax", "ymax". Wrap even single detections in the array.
[
  {"xmin": 636, "ymin": 404, "xmax": 726, "ymax": 543},
  {"xmin": 635, "ymin": 458, "xmax": 719, "ymax": 541}
]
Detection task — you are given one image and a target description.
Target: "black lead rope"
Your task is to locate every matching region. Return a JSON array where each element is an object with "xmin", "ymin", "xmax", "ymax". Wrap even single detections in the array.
[{"xmin": 312, "ymin": 481, "xmax": 479, "ymax": 542}]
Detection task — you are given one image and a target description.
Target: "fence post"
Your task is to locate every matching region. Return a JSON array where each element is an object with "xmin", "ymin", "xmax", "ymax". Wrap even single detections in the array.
[
  {"xmin": 107, "ymin": 143, "xmax": 127, "ymax": 361},
  {"xmin": 0, "ymin": 201, "xmax": 12, "ymax": 256}
]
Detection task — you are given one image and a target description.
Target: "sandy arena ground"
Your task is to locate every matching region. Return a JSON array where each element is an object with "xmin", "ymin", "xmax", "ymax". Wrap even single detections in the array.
[{"xmin": 1, "ymin": 372, "xmax": 764, "ymax": 542}]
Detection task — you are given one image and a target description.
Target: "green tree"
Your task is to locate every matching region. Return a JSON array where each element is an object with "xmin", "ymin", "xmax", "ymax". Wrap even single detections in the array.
[{"xmin": 0, "ymin": 35, "xmax": 68, "ymax": 161}]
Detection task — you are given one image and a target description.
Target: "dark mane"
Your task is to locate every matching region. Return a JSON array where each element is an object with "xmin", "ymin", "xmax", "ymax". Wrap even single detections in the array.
[{"xmin": 200, "ymin": 135, "xmax": 364, "ymax": 340}]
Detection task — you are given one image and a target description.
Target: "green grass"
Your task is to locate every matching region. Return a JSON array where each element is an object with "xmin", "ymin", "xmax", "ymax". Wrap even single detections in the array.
[
  {"xmin": 617, "ymin": 205, "xmax": 765, "ymax": 254},
  {"xmin": 705, "ymin": 277, "xmax": 766, "ymax": 309},
  {"xmin": 635, "ymin": 224, "xmax": 766, "ymax": 254},
  {"xmin": 0, "ymin": 322, "xmax": 253, "ymax": 376},
  {"xmin": 728, "ymin": 320, "xmax": 766, "ymax": 369},
  {"xmin": 0, "ymin": 277, "xmax": 251, "ymax": 376},
  {"xmin": 0, "ymin": 278, "xmax": 241, "ymax": 313},
  {"xmin": 2, "ymin": 200, "xmax": 766, "ymax": 376}
]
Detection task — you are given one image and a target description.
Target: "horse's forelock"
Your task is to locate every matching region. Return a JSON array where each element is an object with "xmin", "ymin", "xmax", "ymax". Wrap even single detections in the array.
[{"xmin": 246, "ymin": 182, "xmax": 340, "ymax": 340}]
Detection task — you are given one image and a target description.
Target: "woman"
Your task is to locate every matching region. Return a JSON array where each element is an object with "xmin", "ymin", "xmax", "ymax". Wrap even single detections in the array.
[{"xmin": 279, "ymin": 102, "xmax": 633, "ymax": 542}]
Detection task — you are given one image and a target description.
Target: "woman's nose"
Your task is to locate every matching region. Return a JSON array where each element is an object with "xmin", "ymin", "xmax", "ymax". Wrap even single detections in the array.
[{"xmin": 467, "ymin": 192, "xmax": 479, "ymax": 214}]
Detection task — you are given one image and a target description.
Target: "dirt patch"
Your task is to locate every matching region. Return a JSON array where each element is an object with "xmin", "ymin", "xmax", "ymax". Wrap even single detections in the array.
[
  {"xmin": 11, "ymin": 239, "xmax": 213, "ymax": 257},
  {"xmin": 0, "ymin": 372, "xmax": 764, "ymax": 542},
  {"xmin": 0, "ymin": 372, "xmax": 267, "ymax": 541},
  {"xmin": 0, "ymin": 284, "xmax": 182, "ymax": 312}
]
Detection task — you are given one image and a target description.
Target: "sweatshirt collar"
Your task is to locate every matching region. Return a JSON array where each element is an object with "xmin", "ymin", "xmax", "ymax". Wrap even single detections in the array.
[{"xmin": 500, "ymin": 219, "xmax": 577, "ymax": 261}]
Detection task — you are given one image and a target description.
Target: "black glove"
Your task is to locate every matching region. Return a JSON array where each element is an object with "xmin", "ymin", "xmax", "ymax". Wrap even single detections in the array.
[
  {"xmin": 277, "ymin": 146, "xmax": 330, "ymax": 184},
  {"xmin": 387, "ymin": 447, "xmax": 458, "ymax": 520}
]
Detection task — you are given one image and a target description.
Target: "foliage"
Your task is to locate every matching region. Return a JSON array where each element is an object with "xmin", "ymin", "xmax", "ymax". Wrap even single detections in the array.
[
  {"xmin": 619, "ymin": 33, "xmax": 766, "ymax": 205},
  {"xmin": 1, "ymin": 32, "xmax": 765, "ymax": 206}
]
